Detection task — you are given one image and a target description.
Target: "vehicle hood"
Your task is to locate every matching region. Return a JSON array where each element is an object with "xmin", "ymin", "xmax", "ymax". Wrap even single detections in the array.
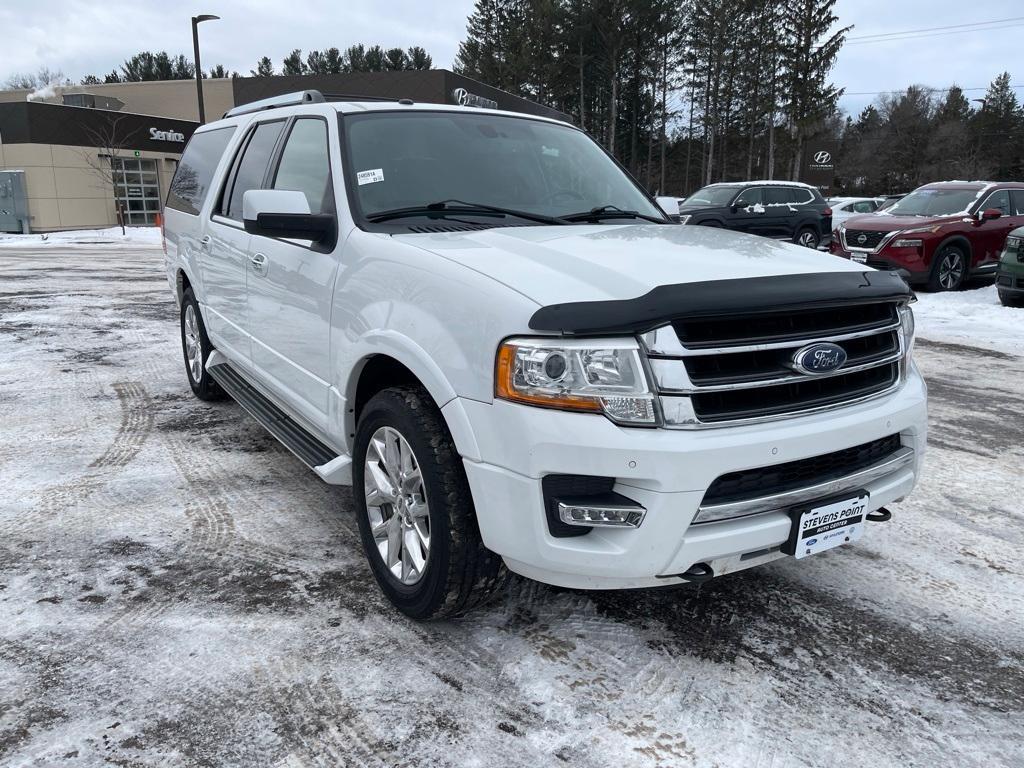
[
  {"xmin": 395, "ymin": 224, "xmax": 865, "ymax": 307},
  {"xmin": 843, "ymin": 213, "xmax": 966, "ymax": 232}
]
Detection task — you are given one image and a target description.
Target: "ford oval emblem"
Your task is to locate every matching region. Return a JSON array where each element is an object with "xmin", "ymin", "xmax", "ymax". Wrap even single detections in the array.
[{"xmin": 791, "ymin": 342, "xmax": 847, "ymax": 375}]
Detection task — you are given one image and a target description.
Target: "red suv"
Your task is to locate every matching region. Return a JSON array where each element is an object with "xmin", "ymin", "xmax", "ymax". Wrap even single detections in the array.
[{"xmin": 829, "ymin": 181, "xmax": 1024, "ymax": 290}]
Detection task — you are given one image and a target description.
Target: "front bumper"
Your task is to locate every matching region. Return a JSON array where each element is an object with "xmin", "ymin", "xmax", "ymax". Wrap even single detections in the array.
[
  {"xmin": 997, "ymin": 264, "xmax": 1024, "ymax": 295},
  {"xmin": 455, "ymin": 367, "xmax": 928, "ymax": 589},
  {"xmin": 830, "ymin": 240, "xmax": 928, "ymax": 282}
]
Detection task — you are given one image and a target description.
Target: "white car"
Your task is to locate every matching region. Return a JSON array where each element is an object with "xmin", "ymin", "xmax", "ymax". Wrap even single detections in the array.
[
  {"xmin": 829, "ymin": 196, "xmax": 885, "ymax": 226},
  {"xmin": 162, "ymin": 91, "xmax": 927, "ymax": 619}
]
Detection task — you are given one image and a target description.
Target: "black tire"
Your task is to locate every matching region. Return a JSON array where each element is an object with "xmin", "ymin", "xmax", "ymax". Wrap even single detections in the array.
[
  {"xmin": 794, "ymin": 226, "xmax": 820, "ymax": 249},
  {"xmin": 180, "ymin": 287, "xmax": 226, "ymax": 401},
  {"xmin": 927, "ymin": 243, "xmax": 967, "ymax": 292},
  {"xmin": 999, "ymin": 288, "xmax": 1024, "ymax": 307},
  {"xmin": 352, "ymin": 386, "xmax": 505, "ymax": 620}
]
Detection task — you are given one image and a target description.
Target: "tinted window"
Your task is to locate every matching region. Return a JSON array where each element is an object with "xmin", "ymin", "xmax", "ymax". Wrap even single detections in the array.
[
  {"xmin": 735, "ymin": 187, "xmax": 762, "ymax": 206},
  {"xmin": 226, "ymin": 120, "xmax": 285, "ymax": 220},
  {"xmin": 982, "ymin": 189, "xmax": 1010, "ymax": 215},
  {"xmin": 790, "ymin": 188, "xmax": 815, "ymax": 204},
  {"xmin": 764, "ymin": 187, "xmax": 791, "ymax": 205},
  {"xmin": 272, "ymin": 119, "xmax": 332, "ymax": 215},
  {"xmin": 165, "ymin": 126, "xmax": 235, "ymax": 216},
  {"xmin": 685, "ymin": 185, "xmax": 741, "ymax": 206}
]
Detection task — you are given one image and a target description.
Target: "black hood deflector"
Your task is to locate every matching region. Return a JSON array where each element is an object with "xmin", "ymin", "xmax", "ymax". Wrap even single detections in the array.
[{"xmin": 528, "ymin": 271, "xmax": 912, "ymax": 336}]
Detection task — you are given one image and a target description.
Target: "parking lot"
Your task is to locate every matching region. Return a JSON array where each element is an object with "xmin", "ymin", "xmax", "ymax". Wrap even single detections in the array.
[{"xmin": 1, "ymin": 241, "xmax": 1022, "ymax": 767}]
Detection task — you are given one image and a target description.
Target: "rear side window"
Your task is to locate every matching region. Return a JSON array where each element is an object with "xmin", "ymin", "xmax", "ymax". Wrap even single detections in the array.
[
  {"xmin": 272, "ymin": 118, "xmax": 333, "ymax": 215},
  {"xmin": 165, "ymin": 126, "xmax": 235, "ymax": 216},
  {"xmin": 225, "ymin": 120, "xmax": 286, "ymax": 220},
  {"xmin": 764, "ymin": 187, "xmax": 791, "ymax": 205}
]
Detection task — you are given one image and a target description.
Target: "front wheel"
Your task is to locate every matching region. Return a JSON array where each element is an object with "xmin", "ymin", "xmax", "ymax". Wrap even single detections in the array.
[
  {"xmin": 352, "ymin": 387, "xmax": 505, "ymax": 620},
  {"xmin": 928, "ymin": 244, "xmax": 967, "ymax": 291}
]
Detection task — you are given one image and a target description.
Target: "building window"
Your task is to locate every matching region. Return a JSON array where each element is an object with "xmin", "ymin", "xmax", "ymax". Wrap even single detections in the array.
[{"xmin": 111, "ymin": 157, "xmax": 161, "ymax": 225}]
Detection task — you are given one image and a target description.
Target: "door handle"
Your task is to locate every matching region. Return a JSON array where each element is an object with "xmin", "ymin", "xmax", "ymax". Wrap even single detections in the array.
[{"xmin": 249, "ymin": 252, "xmax": 268, "ymax": 276}]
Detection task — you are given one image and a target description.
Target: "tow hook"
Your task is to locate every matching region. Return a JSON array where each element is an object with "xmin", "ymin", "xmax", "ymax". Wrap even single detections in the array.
[
  {"xmin": 866, "ymin": 507, "xmax": 892, "ymax": 523},
  {"xmin": 679, "ymin": 562, "xmax": 715, "ymax": 583}
]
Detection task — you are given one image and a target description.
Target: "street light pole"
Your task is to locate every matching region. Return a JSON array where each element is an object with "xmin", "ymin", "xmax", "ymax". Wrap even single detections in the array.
[{"xmin": 191, "ymin": 14, "xmax": 220, "ymax": 124}]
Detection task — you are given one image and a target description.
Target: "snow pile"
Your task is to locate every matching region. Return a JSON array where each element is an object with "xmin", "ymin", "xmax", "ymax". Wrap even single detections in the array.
[
  {"xmin": 913, "ymin": 284, "xmax": 1023, "ymax": 356},
  {"xmin": 0, "ymin": 226, "xmax": 162, "ymax": 248}
]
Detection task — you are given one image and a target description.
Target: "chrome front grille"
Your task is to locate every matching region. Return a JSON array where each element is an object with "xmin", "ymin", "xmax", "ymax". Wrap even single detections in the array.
[
  {"xmin": 642, "ymin": 301, "xmax": 906, "ymax": 428},
  {"xmin": 842, "ymin": 229, "xmax": 890, "ymax": 251}
]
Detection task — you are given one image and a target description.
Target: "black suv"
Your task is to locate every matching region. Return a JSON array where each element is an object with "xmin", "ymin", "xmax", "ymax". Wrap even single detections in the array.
[{"xmin": 678, "ymin": 181, "xmax": 832, "ymax": 248}]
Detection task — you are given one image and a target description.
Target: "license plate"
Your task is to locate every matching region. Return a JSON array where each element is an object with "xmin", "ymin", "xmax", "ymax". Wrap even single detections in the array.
[
  {"xmin": 851, "ymin": 253, "xmax": 868, "ymax": 263},
  {"xmin": 783, "ymin": 492, "xmax": 868, "ymax": 559}
]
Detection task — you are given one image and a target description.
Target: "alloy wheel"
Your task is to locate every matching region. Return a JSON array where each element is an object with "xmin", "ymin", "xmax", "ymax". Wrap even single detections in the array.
[
  {"xmin": 183, "ymin": 305, "xmax": 203, "ymax": 382},
  {"xmin": 938, "ymin": 250, "xmax": 964, "ymax": 290},
  {"xmin": 798, "ymin": 230, "xmax": 819, "ymax": 248},
  {"xmin": 364, "ymin": 426, "xmax": 430, "ymax": 585}
]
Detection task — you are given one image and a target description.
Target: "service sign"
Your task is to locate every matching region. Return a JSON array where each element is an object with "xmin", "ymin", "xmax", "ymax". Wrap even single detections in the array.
[{"xmin": 149, "ymin": 127, "xmax": 186, "ymax": 143}]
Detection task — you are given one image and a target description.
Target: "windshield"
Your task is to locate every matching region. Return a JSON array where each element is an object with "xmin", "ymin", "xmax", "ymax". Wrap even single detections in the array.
[
  {"xmin": 683, "ymin": 185, "xmax": 740, "ymax": 207},
  {"xmin": 342, "ymin": 111, "xmax": 663, "ymax": 223},
  {"xmin": 886, "ymin": 188, "xmax": 980, "ymax": 217}
]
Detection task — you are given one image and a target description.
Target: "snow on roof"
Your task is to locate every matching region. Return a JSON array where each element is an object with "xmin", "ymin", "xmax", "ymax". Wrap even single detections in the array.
[{"xmin": 704, "ymin": 179, "xmax": 816, "ymax": 188}]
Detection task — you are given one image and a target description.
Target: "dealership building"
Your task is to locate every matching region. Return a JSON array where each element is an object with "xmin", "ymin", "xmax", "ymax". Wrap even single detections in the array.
[{"xmin": 0, "ymin": 71, "xmax": 569, "ymax": 233}]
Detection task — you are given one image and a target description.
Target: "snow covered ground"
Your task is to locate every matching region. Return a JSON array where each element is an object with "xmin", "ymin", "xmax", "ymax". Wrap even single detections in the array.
[
  {"xmin": 0, "ymin": 226, "xmax": 161, "ymax": 249},
  {"xmin": 1, "ymin": 243, "xmax": 1022, "ymax": 767},
  {"xmin": 913, "ymin": 283, "xmax": 1023, "ymax": 356}
]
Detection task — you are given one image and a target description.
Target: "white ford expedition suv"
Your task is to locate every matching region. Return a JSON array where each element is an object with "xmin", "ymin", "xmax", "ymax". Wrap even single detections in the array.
[{"xmin": 163, "ymin": 90, "xmax": 927, "ymax": 620}]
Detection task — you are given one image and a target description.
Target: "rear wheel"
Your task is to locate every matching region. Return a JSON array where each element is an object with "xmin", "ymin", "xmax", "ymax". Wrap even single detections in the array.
[
  {"xmin": 794, "ymin": 226, "xmax": 820, "ymax": 249},
  {"xmin": 180, "ymin": 288, "xmax": 225, "ymax": 401},
  {"xmin": 928, "ymin": 244, "xmax": 967, "ymax": 291},
  {"xmin": 353, "ymin": 386, "xmax": 505, "ymax": 620}
]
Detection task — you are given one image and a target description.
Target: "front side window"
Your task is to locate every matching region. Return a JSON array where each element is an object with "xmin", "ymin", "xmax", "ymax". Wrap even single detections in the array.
[
  {"xmin": 684, "ymin": 185, "xmax": 740, "ymax": 207},
  {"xmin": 225, "ymin": 120, "xmax": 285, "ymax": 220},
  {"xmin": 981, "ymin": 189, "xmax": 1010, "ymax": 215},
  {"xmin": 272, "ymin": 118, "xmax": 332, "ymax": 215},
  {"xmin": 852, "ymin": 200, "xmax": 877, "ymax": 213},
  {"xmin": 342, "ymin": 111, "xmax": 662, "ymax": 224},
  {"xmin": 763, "ymin": 187, "xmax": 790, "ymax": 206},
  {"xmin": 735, "ymin": 187, "xmax": 763, "ymax": 207},
  {"xmin": 887, "ymin": 187, "xmax": 982, "ymax": 217},
  {"xmin": 166, "ymin": 126, "xmax": 235, "ymax": 216}
]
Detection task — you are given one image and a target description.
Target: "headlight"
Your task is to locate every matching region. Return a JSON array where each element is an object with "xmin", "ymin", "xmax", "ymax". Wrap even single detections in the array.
[
  {"xmin": 1005, "ymin": 236, "xmax": 1021, "ymax": 249},
  {"xmin": 678, "ymin": 215, "xmax": 691, "ymax": 225},
  {"xmin": 898, "ymin": 301, "xmax": 915, "ymax": 380},
  {"xmin": 891, "ymin": 238, "xmax": 923, "ymax": 248},
  {"xmin": 496, "ymin": 338, "xmax": 657, "ymax": 425}
]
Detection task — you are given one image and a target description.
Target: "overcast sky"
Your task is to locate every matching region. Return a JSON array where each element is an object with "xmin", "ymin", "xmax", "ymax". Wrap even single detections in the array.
[{"xmin": 1, "ymin": 0, "xmax": 1021, "ymax": 119}]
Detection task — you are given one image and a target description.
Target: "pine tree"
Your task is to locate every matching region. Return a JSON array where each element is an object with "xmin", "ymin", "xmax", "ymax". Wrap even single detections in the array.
[
  {"xmin": 251, "ymin": 57, "xmax": 274, "ymax": 77},
  {"xmin": 282, "ymin": 49, "xmax": 306, "ymax": 76},
  {"xmin": 407, "ymin": 46, "xmax": 433, "ymax": 70}
]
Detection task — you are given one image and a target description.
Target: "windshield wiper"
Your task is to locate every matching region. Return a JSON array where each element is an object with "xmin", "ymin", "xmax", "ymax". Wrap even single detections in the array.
[
  {"xmin": 366, "ymin": 199, "xmax": 567, "ymax": 225},
  {"xmin": 562, "ymin": 205, "xmax": 668, "ymax": 224}
]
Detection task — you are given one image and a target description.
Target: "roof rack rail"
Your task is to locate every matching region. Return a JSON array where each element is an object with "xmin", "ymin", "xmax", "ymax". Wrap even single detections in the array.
[
  {"xmin": 223, "ymin": 90, "xmax": 326, "ymax": 118},
  {"xmin": 321, "ymin": 92, "xmax": 412, "ymax": 103}
]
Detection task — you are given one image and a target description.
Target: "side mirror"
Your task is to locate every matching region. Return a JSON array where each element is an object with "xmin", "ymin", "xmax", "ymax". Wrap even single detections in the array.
[
  {"xmin": 980, "ymin": 208, "xmax": 1002, "ymax": 221},
  {"xmin": 243, "ymin": 189, "xmax": 334, "ymax": 241},
  {"xmin": 655, "ymin": 196, "xmax": 679, "ymax": 217}
]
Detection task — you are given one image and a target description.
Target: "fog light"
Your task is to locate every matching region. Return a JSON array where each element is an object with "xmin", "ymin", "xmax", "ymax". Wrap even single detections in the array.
[{"xmin": 556, "ymin": 498, "xmax": 646, "ymax": 528}]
